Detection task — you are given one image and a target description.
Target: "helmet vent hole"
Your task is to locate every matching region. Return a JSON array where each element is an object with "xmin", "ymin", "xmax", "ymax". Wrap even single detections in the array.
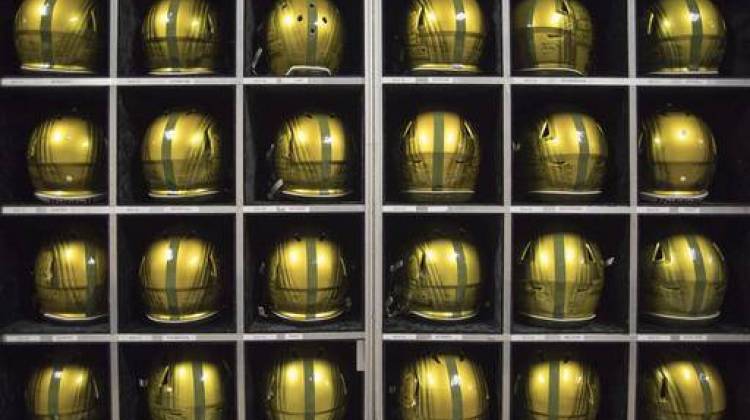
[
  {"xmin": 322, "ymin": 17, "xmax": 328, "ymax": 24},
  {"xmin": 297, "ymin": 15, "xmax": 303, "ymax": 21},
  {"xmin": 310, "ymin": 28, "xmax": 316, "ymax": 33},
  {"xmin": 305, "ymin": 114, "xmax": 313, "ymax": 119},
  {"xmin": 309, "ymin": 3, "xmax": 315, "ymax": 7}
]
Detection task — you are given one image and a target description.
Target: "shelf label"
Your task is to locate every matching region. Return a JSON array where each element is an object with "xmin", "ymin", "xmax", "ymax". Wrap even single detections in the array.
[
  {"xmin": 430, "ymin": 334, "xmax": 463, "ymax": 341},
  {"xmin": 284, "ymin": 333, "xmax": 304, "ymax": 340},
  {"xmin": 677, "ymin": 207, "xmax": 701, "ymax": 214},
  {"xmin": 245, "ymin": 334, "xmax": 278, "ymax": 341},
  {"xmin": 388, "ymin": 77, "xmax": 417, "ymax": 84},
  {"xmin": 427, "ymin": 77, "xmax": 454, "ymax": 84},
  {"xmin": 383, "ymin": 334, "xmax": 417, "ymax": 341},
  {"xmin": 426, "ymin": 206, "xmax": 449, "ymax": 213},
  {"xmin": 287, "ymin": 78, "xmax": 310, "ymax": 84},
  {"xmin": 640, "ymin": 207, "xmax": 670, "ymax": 214},
  {"xmin": 278, "ymin": 206, "xmax": 310, "ymax": 213},
  {"xmin": 162, "ymin": 335, "xmax": 197, "ymax": 341},
  {"xmin": 165, "ymin": 206, "xmax": 200, "ymax": 213},
  {"xmin": 387, "ymin": 205, "xmax": 417, "ymax": 213},
  {"xmin": 638, "ymin": 335, "xmax": 671, "ymax": 342},
  {"xmin": 559, "ymin": 334, "xmax": 586, "ymax": 341},
  {"xmin": 52, "ymin": 335, "xmax": 79, "ymax": 342},
  {"xmin": 4, "ymin": 335, "xmax": 41, "ymax": 343},
  {"xmin": 120, "ymin": 334, "xmax": 154, "ymax": 342},
  {"xmin": 44, "ymin": 207, "xmax": 73, "ymax": 214},
  {"xmin": 119, "ymin": 206, "xmax": 149, "ymax": 214},
  {"xmin": 248, "ymin": 206, "xmax": 277, "ymax": 213},
  {"xmin": 678, "ymin": 334, "xmax": 708, "ymax": 341}
]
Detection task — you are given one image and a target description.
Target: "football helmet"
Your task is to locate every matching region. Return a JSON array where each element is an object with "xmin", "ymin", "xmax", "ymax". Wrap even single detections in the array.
[
  {"xmin": 147, "ymin": 356, "xmax": 226, "ymax": 420},
  {"xmin": 26, "ymin": 360, "xmax": 102, "ymax": 420}
]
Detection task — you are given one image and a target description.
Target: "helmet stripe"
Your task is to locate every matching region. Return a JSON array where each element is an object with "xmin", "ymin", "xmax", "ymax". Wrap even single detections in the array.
[
  {"xmin": 305, "ymin": 238, "xmax": 319, "ymax": 320},
  {"xmin": 548, "ymin": 359, "xmax": 561, "ymax": 418},
  {"xmin": 306, "ymin": 0, "xmax": 319, "ymax": 66},
  {"xmin": 452, "ymin": 239, "xmax": 468, "ymax": 315},
  {"xmin": 84, "ymin": 242, "xmax": 97, "ymax": 317},
  {"xmin": 317, "ymin": 115, "xmax": 332, "ymax": 196},
  {"xmin": 48, "ymin": 364, "xmax": 62, "ymax": 417},
  {"xmin": 686, "ymin": 235, "xmax": 708, "ymax": 316},
  {"xmin": 167, "ymin": 0, "xmax": 182, "ymax": 70},
  {"xmin": 452, "ymin": 0, "xmax": 466, "ymax": 64},
  {"xmin": 304, "ymin": 358, "xmax": 316, "ymax": 420},
  {"xmin": 692, "ymin": 360, "xmax": 714, "ymax": 419},
  {"xmin": 40, "ymin": 0, "xmax": 57, "ymax": 67},
  {"xmin": 572, "ymin": 114, "xmax": 590, "ymax": 191},
  {"xmin": 162, "ymin": 112, "xmax": 181, "ymax": 192},
  {"xmin": 686, "ymin": 0, "xmax": 703, "ymax": 71},
  {"xmin": 166, "ymin": 238, "xmax": 181, "ymax": 318},
  {"xmin": 432, "ymin": 112, "xmax": 445, "ymax": 190},
  {"xmin": 192, "ymin": 361, "xmax": 206, "ymax": 420},
  {"xmin": 445, "ymin": 356, "xmax": 464, "ymax": 420},
  {"xmin": 553, "ymin": 234, "xmax": 567, "ymax": 319},
  {"xmin": 525, "ymin": 0, "xmax": 538, "ymax": 66}
]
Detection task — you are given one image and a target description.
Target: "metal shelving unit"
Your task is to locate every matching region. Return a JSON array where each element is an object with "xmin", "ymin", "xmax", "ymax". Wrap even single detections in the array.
[{"xmin": 2, "ymin": 0, "xmax": 750, "ymax": 419}]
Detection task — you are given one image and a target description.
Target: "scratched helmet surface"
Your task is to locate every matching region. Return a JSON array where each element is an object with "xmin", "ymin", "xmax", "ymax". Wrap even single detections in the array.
[
  {"xmin": 641, "ymin": 233, "xmax": 727, "ymax": 324},
  {"xmin": 517, "ymin": 111, "xmax": 608, "ymax": 201},
  {"xmin": 147, "ymin": 356, "xmax": 226, "ymax": 420},
  {"xmin": 641, "ymin": 0, "xmax": 727, "ymax": 75},
  {"xmin": 142, "ymin": 109, "xmax": 222, "ymax": 200},
  {"xmin": 265, "ymin": 0, "xmax": 345, "ymax": 76},
  {"xmin": 139, "ymin": 233, "xmax": 222, "ymax": 323},
  {"xmin": 405, "ymin": 0, "xmax": 487, "ymax": 74},
  {"xmin": 516, "ymin": 231, "xmax": 605, "ymax": 325},
  {"xmin": 399, "ymin": 352, "xmax": 490, "ymax": 420},
  {"xmin": 399, "ymin": 110, "xmax": 481, "ymax": 203},
  {"xmin": 264, "ymin": 347, "xmax": 348, "ymax": 420},
  {"xmin": 14, "ymin": 0, "xmax": 100, "ymax": 73},
  {"xmin": 142, "ymin": 0, "xmax": 220, "ymax": 75},
  {"xmin": 26, "ymin": 360, "xmax": 103, "ymax": 420},
  {"xmin": 27, "ymin": 115, "xmax": 106, "ymax": 203},
  {"xmin": 513, "ymin": 0, "xmax": 594, "ymax": 75}
]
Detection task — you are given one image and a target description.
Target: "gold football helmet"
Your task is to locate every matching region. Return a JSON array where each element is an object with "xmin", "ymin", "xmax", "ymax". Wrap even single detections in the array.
[
  {"xmin": 34, "ymin": 233, "xmax": 108, "ymax": 322},
  {"xmin": 147, "ymin": 356, "xmax": 226, "ymax": 420},
  {"xmin": 142, "ymin": 109, "xmax": 222, "ymax": 200},
  {"xmin": 26, "ymin": 360, "xmax": 102, "ymax": 420},
  {"xmin": 266, "ymin": 229, "xmax": 349, "ymax": 322},
  {"xmin": 14, "ymin": 0, "xmax": 100, "ymax": 73},
  {"xmin": 405, "ymin": 0, "xmax": 487, "ymax": 74},
  {"xmin": 517, "ymin": 232, "xmax": 605, "ymax": 325},
  {"xmin": 641, "ymin": 233, "xmax": 727, "ymax": 324},
  {"xmin": 639, "ymin": 110, "xmax": 717, "ymax": 202},
  {"xmin": 142, "ymin": 0, "xmax": 220, "ymax": 75},
  {"xmin": 399, "ymin": 352, "xmax": 490, "ymax": 420},
  {"xmin": 513, "ymin": 0, "xmax": 594, "ymax": 75},
  {"xmin": 265, "ymin": 0, "xmax": 345, "ymax": 76},
  {"xmin": 643, "ymin": 352, "xmax": 726, "ymax": 419},
  {"xmin": 399, "ymin": 110, "xmax": 480, "ymax": 203},
  {"xmin": 272, "ymin": 112, "xmax": 352, "ymax": 199},
  {"xmin": 518, "ymin": 111, "xmax": 608, "ymax": 201},
  {"xmin": 516, "ymin": 352, "xmax": 600, "ymax": 420},
  {"xmin": 27, "ymin": 115, "xmax": 105, "ymax": 203},
  {"xmin": 139, "ymin": 233, "xmax": 222, "ymax": 323},
  {"xmin": 641, "ymin": 0, "xmax": 727, "ymax": 75},
  {"xmin": 265, "ymin": 348, "xmax": 348, "ymax": 420}
]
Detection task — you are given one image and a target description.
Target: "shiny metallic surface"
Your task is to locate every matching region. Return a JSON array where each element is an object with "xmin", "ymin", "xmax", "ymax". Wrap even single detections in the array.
[
  {"xmin": 142, "ymin": 0, "xmax": 220, "ymax": 75},
  {"xmin": 641, "ymin": 0, "xmax": 727, "ymax": 75},
  {"xmin": 513, "ymin": 0, "xmax": 594, "ymax": 76},
  {"xmin": 405, "ymin": 0, "xmax": 486, "ymax": 74},
  {"xmin": 139, "ymin": 233, "xmax": 222, "ymax": 323},
  {"xmin": 147, "ymin": 357, "xmax": 226, "ymax": 420},
  {"xmin": 517, "ymin": 232, "xmax": 605, "ymax": 324},
  {"xmin": 14, "ymin": 0, "xmax": 100, "ymax": 74},
  {"xmin": 142, "ymin": 109, "xmax": 223, "ymax": 200},
  {"xmin": 27, "ymin": 115, "xmax": 105, "ymax": 203},
  {"xmin": 518, "ymin": 111, "xmax": 608, "ymax": 201},
  {"xmin": 641, "ymin": 233, "xmax": 727, "ymax": 324},
  {"xmin": 273, "ymin": 112, "xmax": 352, "ymax": 199},
  {"xmin": 399, "ymin": 352, "xmax": 490, "ymax": 420},
  {"xmin": 265, "ymin": 0, "xmax": 345, "ymax": 76},
  {"xmin": 639, "ymin": 110, "xmax": 717, "ymax": 202},
  {"xmin": 26, "ymin": 361, "xmax": 103, "ymax": 420},
  {"xmin": 399, "ymin": 111, "xmax": 480, "ymax": 203}
]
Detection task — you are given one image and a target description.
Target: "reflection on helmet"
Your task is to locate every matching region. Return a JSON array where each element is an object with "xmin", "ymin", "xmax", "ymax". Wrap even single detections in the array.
[
  {"xmin": 513, "ymin": 0, "xmax": 594, "ymax": 75},
  {"xmin": 139, "ymin": 233, "xmax": 222, "ymax": 323},
  {"xmin": 405, "ymin": 0, "xmax": 486, "ymax": 74},
  {"xmin": 399, "ymin": 352, "xmax": 490, "ymax": 420},
  {"xmin": 267, "ymin": 229, "xmax": 349, "ymax": 322},
  {"xmin": 265, "ymin": 348, "xmax": 348, "ymax": 420},
  {"xmin": 641, "ymin": 0, "xmax": 727, "ymax": 75},
  {"xmin": 26, "ymin": 361, "xmax": 102, "ymax": 420},
  {"xmin": 265, "ymin": 0, "xmax": 345, "ymax": 76},
  {"xmin": 517, "ymin": 232, "xmax": 605, "ymax": 325},
  {"xmin": 34, "ymin": 233, "xmax": 108, "ymax": 322},
  {"xmin": 518, "ymin": 111, "xmax": 608, "ymax": 201},
  {"xmin": 147, "ymin": 356, "xmax": 226, "ymax": 420},
  {"xmin": 641, "ymin": 233, "xmax": 727, "ymax": 324},
  {"xmin": 639, "ymin": 110, "xmax": 717, "ymax": 202},
  {"xmin": 399, "ymin": 111, "xmax": 480, "ymax": 203},
  {"xmin": 142, "ymin": 0, "xmax": 220, "ymax": 75},
  {"xmin": 142, "ymin": 109, "xmax": 222, "ymax": 200},
  {"xmin": 14, "ymin": 0, "xmax": 100, "ymax": 73},
  {"xmin": 273, "ymin": 112, "xmax": 352, "ymax": 199}
]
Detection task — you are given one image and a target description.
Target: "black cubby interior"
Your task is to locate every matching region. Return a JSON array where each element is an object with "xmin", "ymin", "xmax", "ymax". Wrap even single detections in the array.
[
  {"xmin": 0, "ymin": 87, "xmax": 110, "ymax": 205},
  {"xmin": 0, "ymin": 1, "xmax": 111, "ymax": 77},
  {"xmin": 382, "ymin": 0, "xmax": 502, "ymax": 76},
  {"xmin": 117, "ymin": 214, "xmax": 236, "ymax": 333},
  {"xmin": 511, "ymin": 85, "xmax": 630, "ymax": 205},
  {"xmin": 382, "ymin": 84, "xmax": 503, "ymax": 204},
  {"xmin": 510, "ymin": 0, "xmax": 628, "ymax": 77},
  {"xmin": 0, "ymin": 215, "xmax": 109, "ymax": 334},
  {"xmin": 244, "ymin": 0, "xmax": 365, "ymax": 76},
  {"xmin": 511, "ymin": 214, "xmax": 630, "ymax": 334},
  {"xmin": 245, "ymin": 340, "xmax": 364, "ymax": 418},
  {"xmin": 118, "ymin": 0, "xmax": 237, "ymax": 76},
  {"xmin": 244, "ymin": 85, "xmax": 364, "ymax": 204},
  {"xmin": 637, "ymin": 343, "xmax": 750, "ymax": 420},
  {"xmin": 638, "ymin": 215, "xmax": 750, "ymax": 334},
  {"xmin": 119, "ymin": 342, "xmax": 237, "ymax": 420},
  {"xmin": 244, "ymin": 213, "xmax": 365, "ymax": 332},
  {"xmin": 383, "ymin": 214, "xmax": 503, "ymax": 334},
  {"xmin": 511, "ymin": 342, "xmax": 629, "ymax": 420},
  {"xmin": 0, "ymin": 343, "xmax": 111, "ymax": 419},
  {"xmin": 384, "ymin": 341, "xmax": 502, "ymax": 419},
  {"xmin": 117, "ymin": 85, "xmax": 236, "ymax": 205}
]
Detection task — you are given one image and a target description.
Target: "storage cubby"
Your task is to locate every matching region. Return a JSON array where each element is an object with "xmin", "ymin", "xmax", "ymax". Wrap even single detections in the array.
[
  {"xmin": 244, "ymin": 213, "xmax": 365, "ymax": 332},
  {"xmin": 117, "ymin": 214, "xmax": 236, "ymax": 333}
]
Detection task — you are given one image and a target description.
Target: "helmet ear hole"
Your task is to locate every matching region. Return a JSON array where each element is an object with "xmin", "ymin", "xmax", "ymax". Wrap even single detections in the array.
[
  {"xmin": 540, "ymin": 121, "xmax": 552, "ymax": 140},
  {"xmin": 560, "ymin": 0, "xmax": 571, "ymax": 15},
  {"xmin": 417, "ymin": 8, "xmax": 426, "ymax": 29},
  {"xmin": 584, "ymin": 243, "xmax": 596, "ymax": 263},
  {"xmin": 659, "ymin": 377, "xmax": 669, "ymax": 400},
  {"xmin": 653, "ymin": 243, "xmax": 665, "ymax": 262}
]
